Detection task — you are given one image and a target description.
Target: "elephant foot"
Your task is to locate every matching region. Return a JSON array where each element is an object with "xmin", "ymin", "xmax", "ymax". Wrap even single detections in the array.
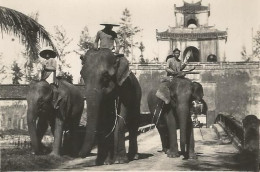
[
  {"xmin": 104, "ymin": 158, "xmax": 113, "ymax": 165},
  {"xmin": 128, "ymin": 153, "xmax": 139, "ymax": 161},
  {"xmin": 188, "ymin": 152, "xmax": 198, "ymax": 159},
  {"xmin": 78, "ymin": 150, "xmax": 90, "ymax": 158},
  {"xmin": 114, "ymin": 155, "xmax": 129, "ymax": 164},
  {"xmin": 49, "ymin": 151, "xmax": 60, "ymax": 157},
  {"xmin": 166, "ymin": 150, "xmax": 180, "ymax": 158},
  {"xmin": 163, "ymin": 148, "xmax": 169, "ymax": 154}
]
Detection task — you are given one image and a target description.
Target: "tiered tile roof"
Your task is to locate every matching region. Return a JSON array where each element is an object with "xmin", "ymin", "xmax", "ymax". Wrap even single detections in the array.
[
  {"xmin": 175, "ymin": 1, "xmax": 209, "ymax": 14},
  {"xmin": 156, "ymin": 27, "xmax": 227, "ymax": 41}
]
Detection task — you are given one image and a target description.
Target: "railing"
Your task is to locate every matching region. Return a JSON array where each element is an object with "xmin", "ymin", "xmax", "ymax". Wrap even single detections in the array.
[{"xmin": 215, "ymin": 113, "xmax": 260, "ymax": 171}]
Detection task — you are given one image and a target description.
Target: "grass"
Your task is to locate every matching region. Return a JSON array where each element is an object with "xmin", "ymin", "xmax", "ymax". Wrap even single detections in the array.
[{"xmin": 1, "ymin": 148, "xmax": 72, "ymax": 171}]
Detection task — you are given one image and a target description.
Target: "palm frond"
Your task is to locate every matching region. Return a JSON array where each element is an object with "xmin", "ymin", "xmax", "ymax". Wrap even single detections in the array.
[{"xmin": 0, "ymin": 6, "xmax": 57, "ymax": 59}]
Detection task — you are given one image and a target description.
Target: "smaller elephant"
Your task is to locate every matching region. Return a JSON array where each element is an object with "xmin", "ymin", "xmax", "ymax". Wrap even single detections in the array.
[
  {"xmin": 147, "ymin": 79, "xmax": 207, "ymax": 159},
  {"xmin": 27, "ymin": 79, "xmax": 84, "ymax": 156}
]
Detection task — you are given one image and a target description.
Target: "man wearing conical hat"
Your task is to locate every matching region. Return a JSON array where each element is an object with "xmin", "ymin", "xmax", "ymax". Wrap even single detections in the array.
[
  {"xmin": 94, "ymin": 19, "xmax": 120, "ymax": 54},
  {"xmin": 37, "ymin": 46, "xmax": 57, "ymax": 84}
]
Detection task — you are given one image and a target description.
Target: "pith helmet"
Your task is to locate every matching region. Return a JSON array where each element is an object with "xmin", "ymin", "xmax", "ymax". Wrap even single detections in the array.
[
  {"xmin": 173, "ymin": 48, "xmax": 181, "ymax": 53},
  {"xmin": 39, "ymin": 46, "xmax": 57, "ymax": 59},
  {"xmin": 100, "ymin": 17, "xmax": 120, "ymax": 27}
]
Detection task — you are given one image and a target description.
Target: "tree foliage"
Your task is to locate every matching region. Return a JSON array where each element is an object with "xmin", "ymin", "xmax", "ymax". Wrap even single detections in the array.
[
  {"xmin": 0, "ymin": 6, "xmax": 56, "ymax": 60},
  {"xmin": 117, "ymin": 8, "xmax": 141, "ymax": 58},
  {"xmin": 0, "ymin": 53, "xmax": 7, "ymax": 82},
  {"xmin": 53, "ymin": 25, "xmax": 73, "ymax": 72},
  {"xmin": 23, "ymin": 12, "xmax": 41, "ymax": 82},
  {"xmin": 11, "ymin": 61, "xmax": 23, "ymax": 84},
  {"xmin": 253, "ymin": 30, "xmax": 260, "ymax": 60},
  {"xmin": 76, "ymin": 26, "xmax": 94, "ymax": 55}
]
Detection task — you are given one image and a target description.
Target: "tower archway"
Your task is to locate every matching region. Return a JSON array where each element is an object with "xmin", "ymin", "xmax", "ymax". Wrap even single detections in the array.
[
  {"xmin": 183, "ymin": 46, "xmax": 200, "ymax": 62},
  {"xmin": 187, "ymin": 19, "xmax": 197, "ymax": 27},
  {"xmin": 207, "ymin": 54, "xmax": 217, "ymax": 62}
]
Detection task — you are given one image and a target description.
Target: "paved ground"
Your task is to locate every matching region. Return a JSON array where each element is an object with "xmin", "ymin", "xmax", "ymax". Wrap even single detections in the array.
[{"xmin": 54, "ymin": 127, "xmax": 251, "ymax": 171}]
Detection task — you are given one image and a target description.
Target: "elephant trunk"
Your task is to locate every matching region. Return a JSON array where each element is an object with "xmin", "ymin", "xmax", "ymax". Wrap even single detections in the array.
[
  {"xmin": 27, "ymin": 103, "xmax": 40, "ymax": 154},
  {"xmin": 177, "ymin": 103, "xmax": 190, "ymax": 156},
  {"xmin": 80, "ymin": 89, "xmax": 102, "ymax": 157}
]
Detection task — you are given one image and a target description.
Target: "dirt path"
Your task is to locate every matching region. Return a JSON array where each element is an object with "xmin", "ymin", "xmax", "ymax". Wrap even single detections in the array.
[{"xmin": 54, "ymin": 128, "xmax": 246, "ymax": 171}]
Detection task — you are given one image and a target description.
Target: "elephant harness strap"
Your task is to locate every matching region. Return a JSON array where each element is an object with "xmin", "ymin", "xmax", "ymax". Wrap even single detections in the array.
[
  {"xmin": 104, "ymin": 98, "xmax": 126, "ymax": 138},
  {"xmin": 149, "ymin": 102, "xmax": 165, "ymax": 131}
]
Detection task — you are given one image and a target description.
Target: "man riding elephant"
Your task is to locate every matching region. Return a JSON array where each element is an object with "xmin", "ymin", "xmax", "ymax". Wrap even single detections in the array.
[
  {"xmin": 27, "ymin": 47, "xmax": 84, "ymax": 156},
  {"xmin": 37, "ymin": 47, "xmax": 58, "ymax": 85},
  {"xmin": 93, "ymin": 19, "xmax": 120, "ymax": 54},
  {"xmin": 147, "ymin": 48, "xmax": 205, "ymax": 159},
  {"xmin": 166, "ymin": 48, "xmax": 193, "ymax": 78}
]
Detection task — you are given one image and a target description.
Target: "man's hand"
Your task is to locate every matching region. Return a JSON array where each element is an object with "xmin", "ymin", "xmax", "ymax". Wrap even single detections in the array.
[
  {"xmin": 183, "ymin": 50, "xmax": 192, "ymax": 63},
  {"xmin": 178, "ymin": 71, "xmax": 186, "ymax": 77}
]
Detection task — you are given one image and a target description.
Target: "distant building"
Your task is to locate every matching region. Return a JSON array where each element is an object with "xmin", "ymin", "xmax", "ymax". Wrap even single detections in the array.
[{"xmin": 156, "ymin": 0, "xmax": 228, "ymax": 62}]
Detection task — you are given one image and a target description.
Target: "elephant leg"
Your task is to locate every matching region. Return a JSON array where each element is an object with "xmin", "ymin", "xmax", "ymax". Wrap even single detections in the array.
[
  {"xmin": 114, "ymin": 105, "xmax": 128, "ymax": 164},
  {"xmin": 36, "ymin": 116, "xmax": 48, "ymax": 152},
  {"xmin": 69, "ymin": 117, "xmax": 81, "ymax": 157},
  {"xmin": 165, "ymin": 109, "xmax": 179, "ymax": 158},
  {"xmin": 96, "ymin": 134, "xmax": 114, "ymax": 165},
  {"xmin": 157, "ymin": 123, "xmax": 169, "ymax": 153},
  {"xmin": 50, "ymin": 117, "xmax": 64, "ymax": 156},
  {"xmin": 28, "ymin": 116, "xmax": 41, "ymax": 154},
  {"xmin": 187, "ymin": 118, "xmax": 197, "ymax": 159},
  {"xmin": 127, "ymin": 109, "xmax": 139, "ymax": 160}
]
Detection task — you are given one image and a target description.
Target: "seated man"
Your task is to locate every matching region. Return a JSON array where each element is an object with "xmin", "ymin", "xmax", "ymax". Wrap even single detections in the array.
[
  {"xmin": 165, "ymin": 48, "xmax": 192, "ymax": 78},
  {"xmin": 38, "ymin": 47, "xmax": 58, "ymax": 85},
  {"xmin": 94, "ymin": 21, "xmax": 120, "ymax": 54}
]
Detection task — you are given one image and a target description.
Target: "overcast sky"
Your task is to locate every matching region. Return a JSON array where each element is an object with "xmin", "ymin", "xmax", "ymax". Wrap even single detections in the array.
[{"xmin": 1, "ymin": 0, "xmax": 260, "ymax": 83}]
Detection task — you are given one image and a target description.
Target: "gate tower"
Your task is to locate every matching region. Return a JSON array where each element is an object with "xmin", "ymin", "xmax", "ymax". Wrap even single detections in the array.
[{"xmin": 156, "ymin": 0, "xmax": 228, "ymax": 62}]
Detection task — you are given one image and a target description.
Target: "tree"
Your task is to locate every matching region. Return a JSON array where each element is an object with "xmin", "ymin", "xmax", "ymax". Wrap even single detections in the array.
[
  {"xmin": 253, "ymin": 30, "xmax": 260, "ymax": 60},
  {"xmin": 76, "ymin": 26, "xmax": 94, "ymax": 55},
  {"xmin": 23, "ymin": 12, "xmax": 41, "ymax": 82},
  {"xmin": 241, "ymin": 45, "xmax": 250, "ymax": 62},
  {"xmin": 0, "ymin": 53, "xmax": 7, "ymax": 82},
  {"xmin": 53, "ymin": 25, "xmax": 73, "ymax": 72},
  {"xmin": 138, "ymin": 41, "xmax": 145, "ymax": 60},
  {"xmin": 0, "ymin": 6, "xmax": 56, "ymax": 60},
  {"xmin": 11, "ymin": 61, "xmax": 23, "ymax": 84},
  {"xmin": 117, "ymin": 8, "xmax": 141, "ymax": 59}
]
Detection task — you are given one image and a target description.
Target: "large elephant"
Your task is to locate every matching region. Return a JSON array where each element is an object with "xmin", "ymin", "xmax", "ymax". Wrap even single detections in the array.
[
  {"xmin": 26, "ymin": 79, "xmax": 84, "ymax": 156},
  {"xmin": 79, "ymin": 49, "xmax": 141, "ymax": 165},
  {"xmin": 147, "ymin": 79, "xmax": 206, "ymax": 159}
]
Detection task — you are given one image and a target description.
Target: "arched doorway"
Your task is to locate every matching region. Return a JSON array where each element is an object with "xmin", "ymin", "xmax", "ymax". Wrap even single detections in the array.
[
  {"xmin": 183, "ymin": 46, "xmax": 200, "ymax": 62},
  {"xmin": 207, "ymin": 54, "xmax": 217, "ymax": 62},
  {"xmin": 187, "ymin": 19, "xmax": 197, "ymax": 27}
]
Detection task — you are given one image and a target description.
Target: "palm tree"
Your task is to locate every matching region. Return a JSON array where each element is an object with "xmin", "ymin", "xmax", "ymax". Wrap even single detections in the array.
[{"xmin": 0, "ymin": 6, "xmax": 56, "ymax": 60}]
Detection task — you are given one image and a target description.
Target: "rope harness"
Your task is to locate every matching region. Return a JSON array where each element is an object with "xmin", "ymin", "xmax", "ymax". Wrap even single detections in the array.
[
  {"xmin": 104, "ymin": 98, "xmax": 126, "ymax": 138},
  {"xmin": 149, "ymin": 102, "xmax": 164, "ymax": 131}
]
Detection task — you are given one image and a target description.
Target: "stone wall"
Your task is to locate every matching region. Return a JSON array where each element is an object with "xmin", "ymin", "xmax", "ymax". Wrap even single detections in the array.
[
  {"xmin": 0, "ymin": 62, "xmax": 259, "ymax": 129},
  {"xmin": 131, "ymin": 62, "xmax": 260, "ymax": 122}
]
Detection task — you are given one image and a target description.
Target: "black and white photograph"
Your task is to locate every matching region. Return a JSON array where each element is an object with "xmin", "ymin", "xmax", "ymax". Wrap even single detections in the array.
[{"xmin": 0, "ymin": 0, "xmax": 259, "ymax": 171}]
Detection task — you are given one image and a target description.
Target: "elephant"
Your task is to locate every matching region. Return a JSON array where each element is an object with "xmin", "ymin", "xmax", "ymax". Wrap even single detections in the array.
[
  {"xmin": 79, "ymin": 49, "xmax": 142, "ymax": 165},
  {"xmin": 147, "ymin": 78, "xmax": 207, "ymax": 159},
  {"xmin": 26, "ymin": 79, "xmax": 84, "ymax": 156}
]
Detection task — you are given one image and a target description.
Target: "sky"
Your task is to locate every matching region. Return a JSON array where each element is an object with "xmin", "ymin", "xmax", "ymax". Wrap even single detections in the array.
[{"xmin": 0, "ymin": 0, "xmax": 260, "ymax": 83}]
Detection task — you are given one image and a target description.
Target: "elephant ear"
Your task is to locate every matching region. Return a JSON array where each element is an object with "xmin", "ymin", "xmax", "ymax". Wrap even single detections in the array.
[
  {"xmin": 155, "ymin": 82, "xmax": 171, "ymax": 104},
  {"xmin": 116, "ymin": 56, "xmax": 131, "ymax": 86}
]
